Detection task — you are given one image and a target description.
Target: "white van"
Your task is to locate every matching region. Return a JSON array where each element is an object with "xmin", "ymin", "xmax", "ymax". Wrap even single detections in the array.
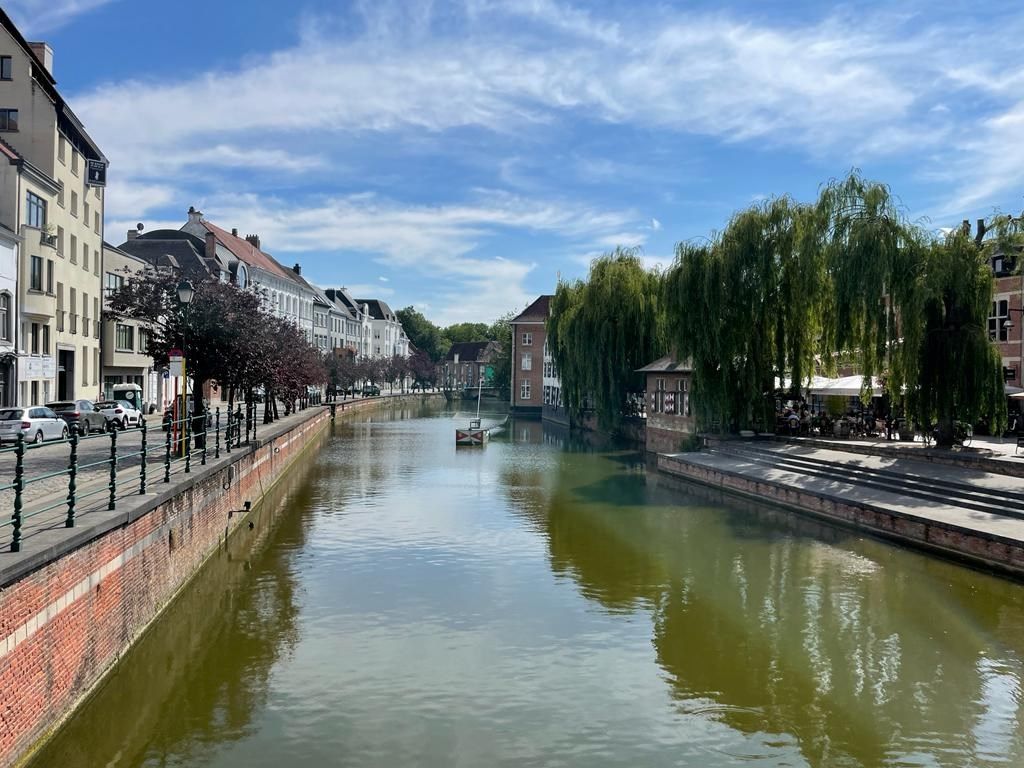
[{"xmin": 112, "ymin": 383, "xmax": 149, "ymax": 414}]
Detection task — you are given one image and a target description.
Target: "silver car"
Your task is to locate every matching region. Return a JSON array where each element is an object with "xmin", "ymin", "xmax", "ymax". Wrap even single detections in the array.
[{"xmin": 0, "ymin": 406, "xmax": 70, "ymax": 444}]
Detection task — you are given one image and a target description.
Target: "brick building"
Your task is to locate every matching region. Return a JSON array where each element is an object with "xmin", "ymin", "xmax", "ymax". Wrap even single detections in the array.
[
  {"xmin": 443, "ymin": 340, "xmax": 499, "ymax": 391},
  {"xmin": 510, "ymin": 295, "xmax": 550, "ymax": 416},
  {"xmin": 638, "ymin": 356, "xmax": 695, "ymax": 453},
  {"xmin": 990, "ymin": 251, "xmax": 1024, "ymax": 391}
]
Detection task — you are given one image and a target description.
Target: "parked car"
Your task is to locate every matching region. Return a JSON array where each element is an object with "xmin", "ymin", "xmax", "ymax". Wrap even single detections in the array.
[
  {"xmin": 45, "ymin": 399, "xmax": 107, "ymax": 436},
  {"xmin": 362, "ymin": 385, "xmax": 381, "ymax": 397},
  {"xmin": 0, "ymin": 406, "xmax": 69, "ymax": 444},
  {"xmin": 95, "ymin": 400, "xmax": 143, "ymax": 430}
]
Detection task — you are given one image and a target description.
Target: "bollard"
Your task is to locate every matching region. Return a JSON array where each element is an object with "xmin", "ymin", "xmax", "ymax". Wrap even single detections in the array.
[
  {"xmin": 164, "ymin": 419, "xmax": 172, "ymax": 483},
  {"xmin": 11, "ymin": 432, "xmax": 25, "ymax": 552},
  {"xmin": 215, "ymin": 408, "xmax": 221, "ymax": 459},
  {"xmin": 66, "ymin": 429, "xmax": 79, "ymax": 526},
  {"xmin": 139, "ymin": 417, "xmax": 148, "ymax": 495},
  {"xmin": 108, "ymin": 426, "xmax": 118, "ymax": 511}
]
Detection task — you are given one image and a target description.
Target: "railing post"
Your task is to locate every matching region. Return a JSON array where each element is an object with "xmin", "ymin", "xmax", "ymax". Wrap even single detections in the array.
[
  {"xmin": 215, "ymin": 407, "xmax": 221, "ymax": 459},
  {"xmin": 164, "ymin": 419, "xmax": 172, "ymax": 483},
  {"xmin": 250, "ymin": 403, "xmax": 256, "ymax": 443},
  {"xmin": 108, "ymin": 427, "xmax": 118, "ymax": 511},
  {"xmin": 184, "ymin": 411, "xmax": 192, "ymax": 474},
  {"xmin": 226, "ymin": 408, "xmax": 233, "ymax": 454},
  {"xmin": 245, "ymin": 402, "xmax": 252, "ymax": 445},
  {"xmin": 66, "ymin": 429, "xmax": 78, "ymax": 527},
  {"xmin": 11, "ymin": 432, "xmax": 25, "ymax": 552},
  {"xmin": 201, "ymin": 412, "xmax": 208, "ymax": 466},
  {"xmin": 139, "ymin": 417, "xmax": 148, "ymax": 495}
]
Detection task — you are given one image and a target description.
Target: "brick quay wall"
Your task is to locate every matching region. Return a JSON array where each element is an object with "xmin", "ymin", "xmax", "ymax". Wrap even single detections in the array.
[{"xmin": 0, "ymin": 394, "xmax": 435, "ymax": 767}]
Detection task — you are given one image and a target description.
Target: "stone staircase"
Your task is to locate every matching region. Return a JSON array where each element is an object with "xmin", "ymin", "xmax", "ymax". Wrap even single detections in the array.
[{"xmin": 706, "ymin": 443, "xmax": 1024, "ymax": 522}]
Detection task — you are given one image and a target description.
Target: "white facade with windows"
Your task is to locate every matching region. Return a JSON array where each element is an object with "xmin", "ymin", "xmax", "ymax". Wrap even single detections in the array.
[
  {"xmin": 0, "ymin": 224, "xmax": 18, "ymax": 406},
  {"xmin": 101, "ymin": 244, "xmax": 155, "ymax": 407}
]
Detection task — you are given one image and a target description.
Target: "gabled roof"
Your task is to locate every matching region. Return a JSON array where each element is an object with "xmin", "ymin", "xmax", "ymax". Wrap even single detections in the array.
[
  {"xmin": 199, "ymin": 221, "xmax": 298, "ymax": 284},
  {"xmin": 324, "ymin": 288, "xmax": 361, "ymax": 318},
  {"xmin": 445, "ymin": 340, "xmax": 498, "ymax": 363},
  {"xmin": 356, "ymin": 298, "xmax": 396, "ymax": 321},
  {"xmin": 511, "ymin": 295, "xmax": 552, "ymax": 323},
  {"xmin": 636, "ymin": 356, "xmax": 693, "ymax": 373}
]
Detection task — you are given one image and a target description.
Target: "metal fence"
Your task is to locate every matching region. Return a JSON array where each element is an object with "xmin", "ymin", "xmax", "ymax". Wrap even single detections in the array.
[{"xmin": 0, "ymin": 402, "xmax": 263, "ymax": 553}]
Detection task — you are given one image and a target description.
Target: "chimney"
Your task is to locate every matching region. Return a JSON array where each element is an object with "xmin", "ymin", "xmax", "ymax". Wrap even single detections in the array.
[
  {"xmin": 127, "ymin": 229, "xmax": 138, "ymax": 240},
  {"xmin": 28, "ymin": 42, "xmax": 53, "ymax": 75},
  {"xmin": 293, "ymin": 263, "xmax": 301, "ymax": 276},
  {"xmin": 205, "ymin": 231, "xmax": 216, "ymax": 260},
  {"xmin": 187, "ymin": 206, "xmax": 203, "ymax": 225},
  {"xmin": 231, "ymin": 227, "xmax": 238, "ymax": 237},
  {"xmin": 245, "ymin": 234, "xmax": 260, "ymax": 250}
]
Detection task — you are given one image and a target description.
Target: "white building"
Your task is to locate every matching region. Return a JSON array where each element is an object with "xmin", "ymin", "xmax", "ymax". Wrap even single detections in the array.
[
  {"xmin": 358, "ymin": 299, "xmax": 410, "ymax": 358},
  {"xmin": 0, "ymin": 18, "xmax": 107, "ymax": 406},
  {"xmin": 180, "ymin": 208, "xmax": 316, "ymax": 341},
  {"xmin": 325, "ymin": 288, "xmax": 374, "ymax": 358},
  {"xmin": 0, "ymin": 222, "xmax": 18, "ymax": 406}
]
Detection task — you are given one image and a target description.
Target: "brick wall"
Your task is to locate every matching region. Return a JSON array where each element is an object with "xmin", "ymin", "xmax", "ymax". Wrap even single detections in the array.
[
  {"xmin": 657, "ymin": 454, "xmax": 1024, "ymax": 577},
  {"xmin": 0, "ymin": 408, "xmax": 331, "ymax": 768},
  {"xmin": 511, "ymin": 322, "xmax": 544, "ymax": 414}
]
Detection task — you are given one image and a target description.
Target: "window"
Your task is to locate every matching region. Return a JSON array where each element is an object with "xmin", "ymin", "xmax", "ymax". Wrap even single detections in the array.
[
  {"xmin": 520, "ymin": 380, "xmax": 531, "ymax": 400},
  {"xmin": 94, "ymin": 212, "xmax": 100, "ymax": 234},
  {"xmin": 46, "ymin": 259, "xmax": 53, "ymax": 293},
  {"xmin": 81, "ymin": 346, "xmax": 88, "ymax": 385},
  {"xmin": 0, "ymin": 109, "xmax": 18, "ymax": 131},
  {"xmin": 105, "ymin": 272, "xmax": 124, "ymax": 295},
  {"xmin": 678, "ymin": 377, "xmax": 690, "ymax": 417},
  {"xmin": 93, "ymin": 298, "xmax": 99, "ymax": 338},
  {"xmin": 71, "ymin": 150, "xmax": 79, "ymax": 175},
  {"xmin": 30, "ymin": 322, "xmax": 39, "ymax": 354},
  {"xmin": 82, "ymin": 292, "xmax": 89, "ymax": 329},
  {"xmin": 42, "ymin": 325, "xmax": 49, "ymax": 354},
  {"xmin": 57, "ymin": 225, "xmax": 64, "ymax": 256},
  {"xmin": 26, "ymin": 192, "xmax": 46, "ymax": 229},
  {"xmin": 521, "ymin": 352, "xmax": 532, "ymax": 371},
  {"xmin": 0, "ymin": 293, "xmax": 9, "ymax": 340},
  {"xmin": 990, "ymin": 299, "xmax": 1010, "ymax": 341},
  {"xmin": 94, "ymin": 250, "xmax": 99, "ymax": 276},
  {"xmin": 29, "ymin": 255, "xmax": 43, "ymax": 290},
  {"xmin": 0, "ymin": 56, "xmax": 11, "ymax": 80},
  {"xmin": 84, "ymin": 201, "xmax": 90, "ymax": 226},
  {"xmin": 83, "ymin": 246, "xmax": 89, "ymax": 271},
  {"xmin": 115, "ymin": 323, "xmax": 134, "ymax": 351},
  {"xmin": 70, "ymin": 234, "xmax": 77, "ymax": 263},
  {"xmin": 71, "ymin": 190, "xmax": 78, "ymax": 217},
  {"xmin": 58, "ymin": 135, "xmax": 66, "ymax": 163},
  {"xmin": 521, "ymin": 332, "xmax": 533, "ymax": 346},
  {"xmin": 138, "ymin": 327, "xmax": 150, "ymax": 353}
]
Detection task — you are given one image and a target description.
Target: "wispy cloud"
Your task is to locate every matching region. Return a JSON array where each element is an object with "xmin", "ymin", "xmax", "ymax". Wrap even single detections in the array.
[{"xmin": 4, "ymin": 0, "xmax": 118, "ymax": 34}]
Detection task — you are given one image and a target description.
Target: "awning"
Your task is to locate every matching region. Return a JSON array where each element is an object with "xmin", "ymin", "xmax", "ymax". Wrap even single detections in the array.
[
  {"xmin": 808, "ymin": 375, "xmax": 883, "ymax": 397},
  {"xmin": 1006, "ymin": 385, "xmax": 1024, "ymax": 396}
]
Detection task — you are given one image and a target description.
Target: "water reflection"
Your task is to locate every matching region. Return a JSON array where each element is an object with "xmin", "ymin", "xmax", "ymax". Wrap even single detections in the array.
[
  {"xmin": 29, "ymin": 437, "xmax": 321, "ymax": 768},
  {"xmin": 516, "ymin": 426, "xmax": 1024, "ymax": 767}
]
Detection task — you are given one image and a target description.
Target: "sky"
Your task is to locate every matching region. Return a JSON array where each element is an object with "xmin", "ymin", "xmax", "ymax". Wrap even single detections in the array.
[{"xmin": 8, "ymin": 0, "xmax": 1024, "ymax": 324}]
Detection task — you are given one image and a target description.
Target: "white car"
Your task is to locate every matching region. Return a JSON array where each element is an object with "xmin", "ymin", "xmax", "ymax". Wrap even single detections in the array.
[
  {"xmin": 0, "ymin": 406, "xmax": 70, "ymax": 444},
  {"xmin": 95, "ymin": 400, "xmax": 143, "ymax": 430}
]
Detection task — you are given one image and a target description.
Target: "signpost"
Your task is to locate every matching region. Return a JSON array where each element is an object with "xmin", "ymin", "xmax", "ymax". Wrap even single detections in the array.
[{"xmin": 169, "ymin": 349, "xmax": 186, "ymax": 457}]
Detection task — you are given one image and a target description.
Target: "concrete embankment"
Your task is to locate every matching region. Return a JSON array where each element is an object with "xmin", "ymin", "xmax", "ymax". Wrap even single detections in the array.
[
  {"xmin": 658, "ymin": 442, "xmax": 1024, "ymax": 578},
  {"xmin": 0, "ymin": 394, "xmax": 434, "ymax": 768}
]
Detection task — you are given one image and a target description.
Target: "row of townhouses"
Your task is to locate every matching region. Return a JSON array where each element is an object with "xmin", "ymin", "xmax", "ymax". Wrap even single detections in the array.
[{"xmin": 0, "ymin": 11, "xmax": 407, "ymax": 411}]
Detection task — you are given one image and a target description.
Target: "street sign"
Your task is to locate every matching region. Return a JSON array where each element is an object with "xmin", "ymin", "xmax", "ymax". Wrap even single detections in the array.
[
  {"xmin": 168, "ymin": 359, "xmax": 184, "ymax": 378},
  {"xmin": 86, "ymin": 159, "xmax": 107, "ymax": 187},
  {"xmin": 162, "ymin": 369, "xmax": 170, "ymax": 380}
]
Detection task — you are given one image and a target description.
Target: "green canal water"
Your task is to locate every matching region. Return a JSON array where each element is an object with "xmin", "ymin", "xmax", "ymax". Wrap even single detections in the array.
[{"xmin": 31, "ymin": 406, "xmax": 1024, "ymax": 767}]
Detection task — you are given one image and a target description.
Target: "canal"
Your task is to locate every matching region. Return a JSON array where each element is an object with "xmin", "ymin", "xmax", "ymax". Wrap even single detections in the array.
[{"xmin": 31, "ymin": 406, "xmax": 1024, "ymax": 767}]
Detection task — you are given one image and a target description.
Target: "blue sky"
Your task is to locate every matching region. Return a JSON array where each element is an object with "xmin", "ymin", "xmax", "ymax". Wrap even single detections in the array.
[{"xmin": 9, "ymin": 0, "xmax": 1024, "ymax": 324}]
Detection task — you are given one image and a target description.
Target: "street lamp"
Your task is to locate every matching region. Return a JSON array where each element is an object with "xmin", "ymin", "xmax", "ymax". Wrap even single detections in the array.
[{"xmin": 176, "ymin": 280, "xmax": 194, "ymax": 457}]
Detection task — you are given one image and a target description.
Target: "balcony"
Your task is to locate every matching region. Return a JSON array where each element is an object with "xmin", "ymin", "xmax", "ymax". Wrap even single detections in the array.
[{"xmin": 20, "ymin": 287, "xmax": 55, "ymax": 318}]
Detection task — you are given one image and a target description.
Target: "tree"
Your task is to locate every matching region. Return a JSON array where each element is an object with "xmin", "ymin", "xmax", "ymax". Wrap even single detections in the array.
[
  {"xmin": 486, "ymin": 312, "xmax": 514, "ymax": 399},
  {"xmin": 408, "ymin": 349, "xmax": 437, "ymax": 389},
  {"xmin": 396, "ymin": 306, "xmax": 449, "ymax": 361},
  {"xmin": 548, "ymin": 248, "xmax": 666, "ymax": 430},
  {"xmin": 444, "ymin": 322, "xmax": 490, "ymax": 344}
]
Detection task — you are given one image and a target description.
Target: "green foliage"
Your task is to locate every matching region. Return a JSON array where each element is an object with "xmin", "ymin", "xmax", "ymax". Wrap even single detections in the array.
[
  {"xmin": 486, "ymin": 312, "xmax": 514, "ymax": 397},
  {"xmin": 548, "ymin": 248, "xmax": 666, "ymax": 430},
  {"xmin": 396, "ymin": 306, "xmax": 450, "ymax": 362},
  {"xmin": 663, "ymin": 171, "xmax": 1014, "ymax": 441},
  {"xmin": 444, "ymin": 322, "xmax": 491, "ymax": 344}
]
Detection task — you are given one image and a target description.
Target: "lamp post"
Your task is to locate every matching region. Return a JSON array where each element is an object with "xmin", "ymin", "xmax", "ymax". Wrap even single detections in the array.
[{"xmin": 176, "ymin": 279, "xmax": 194, "ymax": 457}]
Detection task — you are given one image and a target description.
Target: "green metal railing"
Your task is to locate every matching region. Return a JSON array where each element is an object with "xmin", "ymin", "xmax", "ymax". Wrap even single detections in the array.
[{"xmin": 0, "ymin": 405, "xmax": 259, "ymax": 554}]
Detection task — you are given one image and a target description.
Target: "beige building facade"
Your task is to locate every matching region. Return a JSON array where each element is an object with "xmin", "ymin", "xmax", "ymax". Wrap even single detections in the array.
[
  {"xmin": 0, "ymin": 11, "xmax": 107, "ymax": 405},
  {"xmin": 101, "ymin": 244, "xmax": 155, "ymax": 406}
]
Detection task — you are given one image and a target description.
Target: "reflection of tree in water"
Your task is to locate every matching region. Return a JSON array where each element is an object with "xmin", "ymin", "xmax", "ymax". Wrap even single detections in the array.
[
  {"xmin": 516, "ymin": 445, "xmax": 1024, "ymax": 767},
  {"xmin": 29, "ymin": 460, "xmax": 320, "ymax": 768}
]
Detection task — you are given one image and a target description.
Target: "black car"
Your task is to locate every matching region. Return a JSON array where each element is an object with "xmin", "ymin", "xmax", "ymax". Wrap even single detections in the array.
[{"xmin": 45, "ymin": 399, "xmax": 107, "ymax": 436}]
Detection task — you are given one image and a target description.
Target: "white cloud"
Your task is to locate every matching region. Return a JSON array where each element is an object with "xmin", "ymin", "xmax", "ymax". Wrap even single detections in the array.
[
  {"xmin": 650, "ymin": 218, "xmax": 662, "ymax": 231},
  {"xmin": 5, "ymin": 0, "xmax": 117, "ymax": 34}
]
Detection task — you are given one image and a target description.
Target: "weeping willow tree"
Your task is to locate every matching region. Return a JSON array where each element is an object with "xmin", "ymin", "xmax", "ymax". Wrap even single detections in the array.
[
  {"xmin": 547, "ymin": 248, "xmax": 666, "ymax": 431},
  {"xmin": 664, "ymin": 171, "xmax": 1010, "ymax": 444},
  {"xmin": 664, "ymin": 197, "xmax": 826, "ymax": 431}
]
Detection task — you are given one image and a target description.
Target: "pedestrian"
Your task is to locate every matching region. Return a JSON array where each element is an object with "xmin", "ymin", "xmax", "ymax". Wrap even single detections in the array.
[{"xmin": 885, "ymin": 412, "xmax": 894, "ymax": 441}]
